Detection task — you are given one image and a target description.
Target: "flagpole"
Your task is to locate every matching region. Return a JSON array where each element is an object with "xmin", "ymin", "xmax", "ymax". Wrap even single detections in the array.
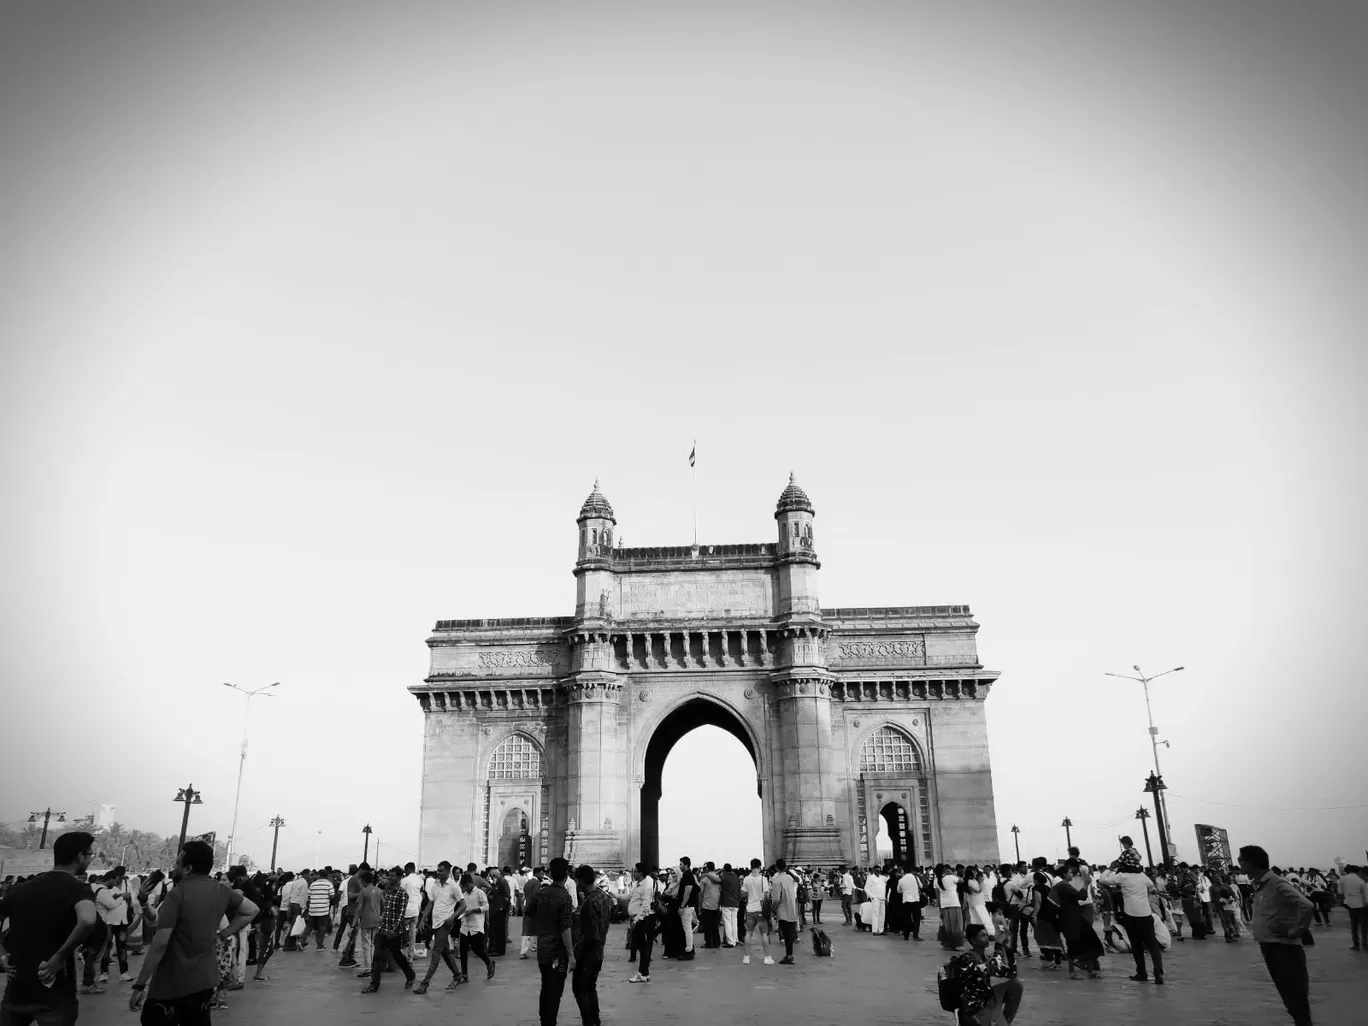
[{"xmin": 692, "ymin": 439, "xmax": 698, "ymax": 548}]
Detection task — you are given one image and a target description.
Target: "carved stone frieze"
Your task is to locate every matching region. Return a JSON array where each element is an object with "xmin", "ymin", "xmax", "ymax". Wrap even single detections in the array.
[{"xmin": 829, "ymin": 677, "xmax": 995, "ymax": 703}]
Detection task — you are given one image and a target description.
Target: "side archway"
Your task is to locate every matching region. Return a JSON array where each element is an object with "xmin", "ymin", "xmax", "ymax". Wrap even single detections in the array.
[
  {"xmin": 483, "ymin": 731, "xmax": 547, "ymax": 869},
  {"xmin": 855, "ymin": 722, "xmax": 933, "ymax": 867}
]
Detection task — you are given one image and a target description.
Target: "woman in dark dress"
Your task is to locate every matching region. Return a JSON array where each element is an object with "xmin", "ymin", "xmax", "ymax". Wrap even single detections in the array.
[
  {"xmin": 887, "ymin": 867, "xmax": 904, "ymax": 939},
  {"xmin": 1051, "ymin": 861, "xmax": 1104, "ymax": 978},
  {"xmin": 486, "ymin": 868, "xmax": 511, "ymax": 955}
]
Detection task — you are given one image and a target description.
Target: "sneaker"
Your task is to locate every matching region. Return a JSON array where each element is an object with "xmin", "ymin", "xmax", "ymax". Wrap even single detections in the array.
[
  {"xmin": 119, "ymin": 973, "xmax": 134, "ymax": 982},
  {"xmin": 763, "ymin": 956, "xmax": 775, "ymax": 965},
  {"xmin": 98, "ymin": 973, "xmax": 109, "ymax": 984},
  {"xmin": 338, "ymin": 958, "xmax": 359, "ymax": 968},
  {"xmin": 779, "ymin": 956, "xmax": 794, "ymax": 965},
  {"xmin": 355, "ymin": 971, "xmax": 371, "ymax": 978},
  {"xmin": 742, "ymin": 955, "xmax": 751, "ymax": 965},
  {"xmin": 1129, "ymin": 973, "xmax": 1148, "ymax": 982},
  {"xmin": 628, "ymin": 973, "xmax": 651, "ymax": 983}
]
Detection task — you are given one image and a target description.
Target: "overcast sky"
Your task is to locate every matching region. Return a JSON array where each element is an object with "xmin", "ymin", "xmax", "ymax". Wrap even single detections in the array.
[{"xmin": 2, "ymin": 1, "xmax": 1364, "ymax": 873}]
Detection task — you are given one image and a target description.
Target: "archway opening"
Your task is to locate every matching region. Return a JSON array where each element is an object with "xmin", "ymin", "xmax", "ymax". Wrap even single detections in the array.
[
  {"xmin": 642, "ymin": 698, "xmax": 761, "ymax": 869},
  {"xmin": 878, "ymin": 802, "xmax": 911, "ymax": 865}
]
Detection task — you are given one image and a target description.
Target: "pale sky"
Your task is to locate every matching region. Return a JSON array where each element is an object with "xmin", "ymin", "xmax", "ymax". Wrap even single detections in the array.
[{"xmin": 3, "ymin": 1, "xmax": 1365, "ymax": 873}]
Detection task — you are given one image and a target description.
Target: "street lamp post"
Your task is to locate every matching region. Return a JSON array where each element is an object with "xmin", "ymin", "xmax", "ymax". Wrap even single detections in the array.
[
  {"xmin": 1062, "ymin": 817, "xmax": 1073, "ymax": 852},
  {"xmin": 1011, "ymin": 824, "xmax": 1021, "ymax": 863},
  {"xmin": 1135, "ymin": 807, "xmax": 1154, "ymax": 868},
  {"xmin": 362, "ymin": 824, "xmax": 372, "ymax": 865},
  {"xmin": 28, "ymin": 809, "xmax": 67, "ymax": 850},
  {"xmin": 268, "ymin": 816, "xmax": 285, "ymax": 872},
  {"xmin": 1143, "ymin": 773, "xmax": 1172, "ymax": 871},
  {"xmin": 314, "ymin": 830, "xmax": 322, "ymax": 870},
  {"xmin": 1105, "ymin": 664, "xmax": 1183, "ymax": 862},
  {"xmin": 173, "ymin": 785, "xmax": 204, "ymax": 852},
  {"xmin": 221, "ymin": 681, "xmax": 281, "ymax": 871}
]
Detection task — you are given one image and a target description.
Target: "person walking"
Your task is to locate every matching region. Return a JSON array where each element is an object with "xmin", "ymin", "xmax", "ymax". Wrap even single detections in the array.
[
  {"xmin": 94, "ymin": 871, "xmax": 134, "ymax": 983},
  {"xmin": 129, "ymin": 840, "xmax": 259, "ymax": 1023},
  {"xmin": 571, "ymin": 864, "xmax": 612, "ymax": 1026},
  {"xmin": 1240, "ymin": 845, "xmax": 1316, "ymax": 1026},
  {"xmin": 865, "ymin": 866, "xmax": 888, "ymax": 935},
  {"xmin": 626, "ymin": 864, "xmax": 656, "ymax": 984},
  {"xmin": 527, "ymin": 857, "xmax": 575, "ymax": 1026},
  {"xmin": 838, "ymin": 865, "xmax": 856, "ymax": 926},
  {"xmin": 400, "ymin": 863, "xmax": 425, "ymax": 959},
  {"xmin": 454, "ymin": 872, "xmax": 496, "ymax": 984},
  {"xmin": 1339, "ymin": 865, "xmax": 1367, "ymax": 951},
  {"xmin": 1099, "ymin": 849, "xmax": 1164, "ymax": 984},
  {"xmin": 770, "ymin": 859, "xmax": 800, "ymax": 965},
  {"xmin": 487, "ymin": 868, "xmax": 512, "ymax": 956},
  {"xmin": 412, "ymin": 861, "xmax": 464, "ymax": 994},
  {"xmin": 520, "ymin": 867, "xmax": 544, "ymax": 959},
  {"xmin": 361, "ymin": 868, "xmax": 416, "ymax": 994},
  {"xmin": 0, "ymin": 831, "xmax": 98, "ymax": 1026},
  {"xmin": 898, "ymin": 863, "xmax": 923, "ymax": 940}
]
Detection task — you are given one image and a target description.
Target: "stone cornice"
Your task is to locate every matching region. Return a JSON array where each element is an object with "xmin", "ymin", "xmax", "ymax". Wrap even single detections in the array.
[
  {"xmin": 831, "ymin": 675, "xmax": 999, "ymax": 703},
  {"xmin": 822, "ymin": 605, "xmax": 979, "ymax": 630},
  {"xmin": 409, "ymin": 682, "xmax": 563, "ymax": 713}
]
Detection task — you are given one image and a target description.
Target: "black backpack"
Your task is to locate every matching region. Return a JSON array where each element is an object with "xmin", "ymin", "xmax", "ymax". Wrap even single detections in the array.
[
  {"xmin": 937, "ymin": 958, "xmax": 963, "ymax": 1012},
  {"xmin": 809, "ymin": 926, "xmax": 832, "ymax": 957}
]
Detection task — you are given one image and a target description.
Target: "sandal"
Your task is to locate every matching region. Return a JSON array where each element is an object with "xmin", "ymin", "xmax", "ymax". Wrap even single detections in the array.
[
  {"xmin": 361, "ymin": 985, "xmax": 379, "ymax": 994},
  {"xmin": 412, "ymin": 983, "xmax": 428, "ymax": 995}
]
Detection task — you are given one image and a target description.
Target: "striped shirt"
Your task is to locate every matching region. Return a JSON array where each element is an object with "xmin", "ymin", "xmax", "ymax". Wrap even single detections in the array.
[{"xmin": 307, "ymin": 878, "xmax": 335, "ymax": 916}]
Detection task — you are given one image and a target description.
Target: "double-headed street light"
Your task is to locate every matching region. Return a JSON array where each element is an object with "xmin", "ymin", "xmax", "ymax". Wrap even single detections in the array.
[
  {"xmin": 28, "ymin": 809, "xmax": 66, "ymax": 849},
  {"xmin": 1105, "ymin": 664, "xmax": 1183, "ymax": 865},
  {"xmin": 222, "ymin": 682, "xmax": 281, "ymax": 870}
]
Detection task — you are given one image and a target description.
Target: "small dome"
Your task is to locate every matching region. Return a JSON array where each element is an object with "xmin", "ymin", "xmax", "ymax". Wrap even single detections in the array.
[
  {"xmin": 577, "ymin": 479, "xmax": 616, "ymax": 523},
  {"xmin": 774, "ymin": 471, "xmax": 814, "ymax": 517}
]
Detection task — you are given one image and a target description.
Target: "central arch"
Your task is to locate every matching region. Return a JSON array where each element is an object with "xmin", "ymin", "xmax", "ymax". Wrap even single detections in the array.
[{"xmin": 639, "ymin": 694, "xmax": 763, "ymax": 869}]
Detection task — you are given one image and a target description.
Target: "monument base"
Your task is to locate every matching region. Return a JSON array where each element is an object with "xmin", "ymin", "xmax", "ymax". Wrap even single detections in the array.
[
  {"xmin": 782, "ymin": 826, "xmax": 845, "ymax": 866},
  {"xmin": 563, "ymin": 830, "xmax": 624, "ymax": 872}
]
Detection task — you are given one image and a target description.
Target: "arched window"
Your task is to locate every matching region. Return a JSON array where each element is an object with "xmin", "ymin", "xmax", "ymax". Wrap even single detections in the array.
[
  {"xmin": 859, "ymin": 725, "xmax": 922, "ymax": 774},
  {"xmin": 488, "ymin": 733, "xmax": 545, "ymax": 779}
]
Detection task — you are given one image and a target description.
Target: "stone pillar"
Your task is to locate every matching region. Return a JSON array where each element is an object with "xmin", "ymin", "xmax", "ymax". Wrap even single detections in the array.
[
  {"xmin": 771, "ymin": 673, "xmax": 843, "ymax": 864},
  {"xmin": 561, "ymin": 673, "xmax": 627, "ymax": 870}
]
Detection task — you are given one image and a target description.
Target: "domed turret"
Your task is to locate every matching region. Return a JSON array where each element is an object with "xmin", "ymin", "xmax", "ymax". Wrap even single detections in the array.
[
  {"xmin": 774, "ymin": 471, "xmax": 814, "ymax": 517},
  {"xmin": 578, "ymin": 479, "xmax": 616, "ymax": 524}
]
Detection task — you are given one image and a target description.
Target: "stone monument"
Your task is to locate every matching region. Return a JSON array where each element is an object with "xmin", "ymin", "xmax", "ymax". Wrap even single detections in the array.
[{"xmin": 411, "ymin": 476, "xmax": 1002, "ymax": 870}]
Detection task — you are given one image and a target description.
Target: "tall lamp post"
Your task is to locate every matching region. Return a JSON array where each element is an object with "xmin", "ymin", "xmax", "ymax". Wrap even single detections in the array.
[
  {"xmin": 173, "ymin": 785, "xmax": 204, "ymax": 852},
  {"xmin": 1134, "ymin": 807, "xmax": 1154, "ymax": 868},
  {"xmin": 221, "ymin": 681, "xmax": 281, "ymax": 871},
  {"xmin": 362, "ymin": 824, "xmax": 372, "ymax": 865},
  {"xmin": 28, "ymin": 809, "xmax": 66, "ymax": 849},
  {"xmin": 1143, "ymin": 773, "xmax": 1172, "ymax": 871},
  {"xmin": 1010, "ymin": 824, "xmax": 1021, "ymax": 863},
  {"xmin": 268, "ymin": 816, "xmax": 285, "ymax": 872},
  {"xmin": 1061, "ymin": 817, "xmax": 1073, "ymax": 852},
  {"xmin": 1105, "ymin": 664, "xmax": 1183, "ymax": 862}
]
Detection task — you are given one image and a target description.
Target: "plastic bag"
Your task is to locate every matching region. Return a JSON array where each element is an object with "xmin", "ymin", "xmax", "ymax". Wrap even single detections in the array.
[
  {"xmin": 1152, "ymin": 912, "xmax": 1171, "ymax": 950},
  {"xmin": 289, "ymin": 914, "xmax": 308, "ymax": 939}
]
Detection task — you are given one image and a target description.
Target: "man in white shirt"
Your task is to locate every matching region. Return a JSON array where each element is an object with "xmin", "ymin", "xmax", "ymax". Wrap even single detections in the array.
[
  {"xmin": 95, "ymin": 871, "xmax": 133, "ymax": 982},
  {"xmin": 838, "ymin": 865, "xmax": 856, "ymax": 926},
  {"xmin": 401, "ymin": 863, "xmax": 425, "ymax": 958},
  {"xmin": 626, "ymin": 864, "xmax": 657, "ymax": 984},
  {"xmin": 413, "ymin": 861, "xmax": 464, "ymax": 994},
  {"xmin": 1099, "ymin": 851, "xmax": 1164, "ymax": 984},
  {"xmin": 455, "ymin": 873, "xmax": 495, "ymax": 984},
  {"xmin": 1339, "ymin": 865, "xmax": 1368, "ymax": 951},
  {"xmin": 740, "ymin": 859, "xmax": 773, "ymax": 966},
  {"xmin": 865, "ymin": 867, "xmax": 888, "ymax": 935},
  {"xmin": 897, "ymin": 867, "xmax": 923, "ymax": 940}
]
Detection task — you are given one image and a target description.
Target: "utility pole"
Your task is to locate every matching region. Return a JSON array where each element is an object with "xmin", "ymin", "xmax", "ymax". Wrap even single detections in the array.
[
  {"xmin": 28, "ymin": 808, "xmax": 66, "ymax": 850},
  {"xmin": 1135, "ymin": 807, "xmax": 1154, "ymax": 868},
  {"xmin": 1143, "ymin": 773, "xmax": 1171, "ymax": 871},
  {"xmin": 173, "ymin": 785, "xmax": 204, "ymax": 852},
  {"xmin": 362, "ymin": 824, "xmax": 372, "ymax": 865},
  {"xmin": 268, "ymin": 816, "xmax": 285, "ymax": 872},
  {"xmin": 1010, "ymin": 824, "xmax": 1021, "ymax": 863},
  {"xmin": 1061, "ymin": 817, "xmax": 1073, "ymax": 852}
]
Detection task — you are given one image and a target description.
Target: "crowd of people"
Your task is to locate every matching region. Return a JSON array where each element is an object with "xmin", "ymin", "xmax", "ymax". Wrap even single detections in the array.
[{"xmin": 1, "ymin": 830, "xmax": 1362, "ymax": 1026}]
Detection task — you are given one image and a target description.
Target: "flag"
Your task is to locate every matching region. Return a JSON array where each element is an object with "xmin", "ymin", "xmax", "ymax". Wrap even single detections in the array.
[{"xmin": 689, "ymin": 441, "xmax": 696, "ymax": 468}]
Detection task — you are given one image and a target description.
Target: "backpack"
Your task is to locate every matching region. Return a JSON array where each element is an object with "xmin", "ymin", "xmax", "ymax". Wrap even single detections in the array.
[
  {"xmin": 809, "ymin": 926, "xmax": 832, "ymax": 957},
  {"xmin": 937, "ymin": 958, "xmax": 964, "ymax": 1012}
]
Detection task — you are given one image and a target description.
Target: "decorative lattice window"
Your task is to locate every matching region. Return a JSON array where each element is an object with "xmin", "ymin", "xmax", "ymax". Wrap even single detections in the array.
[
  {"xmin": 859, "ymin": 726, "xmax": 922, "ymax": 774},
  {"xmin": 488, "ymin": 733, "xmax": 545, "ymax": 779}
]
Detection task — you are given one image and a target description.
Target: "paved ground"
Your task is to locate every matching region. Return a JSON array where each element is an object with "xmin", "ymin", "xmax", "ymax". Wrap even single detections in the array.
[{"xmin": 73, "ymin": 914, "xmax": 1363, "ymax": 1025}]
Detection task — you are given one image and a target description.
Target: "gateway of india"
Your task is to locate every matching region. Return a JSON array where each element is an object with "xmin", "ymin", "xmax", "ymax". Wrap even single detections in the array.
[{"xmin": 411, "ymin": 477, "xmax": 1002, "ymax": 872}]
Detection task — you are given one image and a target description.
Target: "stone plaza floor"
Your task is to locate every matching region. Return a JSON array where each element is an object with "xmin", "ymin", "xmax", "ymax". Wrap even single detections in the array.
[{"xmin": 73, "ymin": 914, "xmax": 1363, "ymax": 1026}]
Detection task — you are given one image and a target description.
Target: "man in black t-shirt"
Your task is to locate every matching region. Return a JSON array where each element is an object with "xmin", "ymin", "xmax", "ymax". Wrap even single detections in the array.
[
  {"xmin": 0, "ymin": 831, "xmax": 98, "ymax": 1026},
  {"xmin": 677, "ymin": 857, "xmax": 699, "ymax": 960}
]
